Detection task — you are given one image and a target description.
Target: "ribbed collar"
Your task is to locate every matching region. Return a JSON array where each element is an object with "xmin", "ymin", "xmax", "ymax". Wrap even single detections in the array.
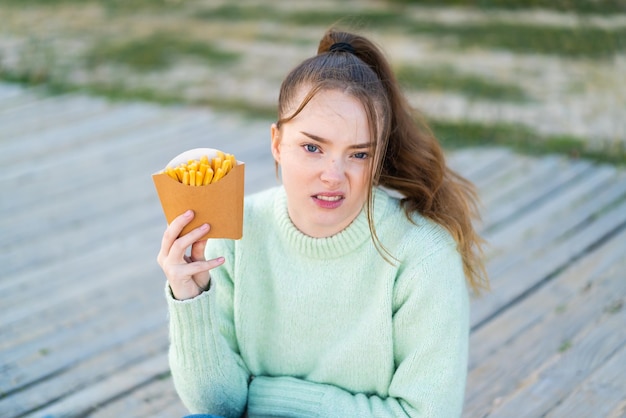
[{"xmin": 273, "ymin": 187, "xmax": 392, "ymax": 259}]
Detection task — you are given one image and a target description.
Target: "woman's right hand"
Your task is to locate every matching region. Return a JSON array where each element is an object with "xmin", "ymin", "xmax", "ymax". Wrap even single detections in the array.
[{"xmin": 157, "ymin": 209, "xmax": 225, "ymax": 300}]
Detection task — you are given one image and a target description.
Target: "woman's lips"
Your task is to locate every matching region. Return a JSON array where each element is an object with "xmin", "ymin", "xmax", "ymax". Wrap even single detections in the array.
[{"xmin": 312, "ymin": 193, "xmax": 344, "ymax": 209}]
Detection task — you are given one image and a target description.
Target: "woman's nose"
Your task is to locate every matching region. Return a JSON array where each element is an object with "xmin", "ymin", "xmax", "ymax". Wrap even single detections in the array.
[{"xmin": 320, "ymin": 158, "xmax": 345, "ymax": 185}]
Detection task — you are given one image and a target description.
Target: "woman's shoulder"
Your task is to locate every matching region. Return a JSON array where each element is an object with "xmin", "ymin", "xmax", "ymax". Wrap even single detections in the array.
[{"xmin": 376, "ymin": 188, "xmax": 457, "ymax": 258}]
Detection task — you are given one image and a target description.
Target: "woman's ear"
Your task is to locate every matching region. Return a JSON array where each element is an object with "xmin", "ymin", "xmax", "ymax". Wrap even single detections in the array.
[{"xmin": 270, "ymin": 123, "xmax": 281, "ymax": 164}]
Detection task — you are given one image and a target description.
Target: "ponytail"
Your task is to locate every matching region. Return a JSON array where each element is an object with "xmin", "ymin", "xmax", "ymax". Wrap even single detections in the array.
[{"xmin": 278, "ymin": 28, "xmax": 489, "ymax": 294}]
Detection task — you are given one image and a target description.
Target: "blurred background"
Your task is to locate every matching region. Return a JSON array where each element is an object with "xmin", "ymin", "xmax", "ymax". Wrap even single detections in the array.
[
  {"xmin": 1, "ymin": 0, "xmax": 625, "ymax": 163},
  {"xmin": 2, "ymin": 1, "xmax": 626, "ymax": 416}
]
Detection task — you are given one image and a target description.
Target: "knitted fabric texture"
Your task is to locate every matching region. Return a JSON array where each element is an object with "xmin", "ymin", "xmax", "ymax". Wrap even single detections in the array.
[{"xmin": 166, "ymin": 186, "xmax": 470, "ymax": 418}]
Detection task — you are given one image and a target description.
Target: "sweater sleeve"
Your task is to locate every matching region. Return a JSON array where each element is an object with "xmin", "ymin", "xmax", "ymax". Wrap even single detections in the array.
[
  {"xmin": 166, "ymin": 239, "xmax": 250, "ymax": 418},
  {"xmin": 247, "ymin": 241, "xmax": 469, "ymax": 418}
]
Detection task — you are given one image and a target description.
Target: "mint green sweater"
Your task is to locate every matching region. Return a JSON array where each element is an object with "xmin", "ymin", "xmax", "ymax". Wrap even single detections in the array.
[{"xmin": 166, "ymin": 187, "xmax": 469, "ymax": 417}]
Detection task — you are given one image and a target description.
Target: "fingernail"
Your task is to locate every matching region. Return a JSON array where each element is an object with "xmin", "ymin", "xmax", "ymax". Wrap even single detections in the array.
[
  {"xmin": 185, "ymin": 210, "xmax": 193, "ymax": 217},
  {"xmin": 200, "ymin": 223, "xmax": 209, "ymax": 231}
]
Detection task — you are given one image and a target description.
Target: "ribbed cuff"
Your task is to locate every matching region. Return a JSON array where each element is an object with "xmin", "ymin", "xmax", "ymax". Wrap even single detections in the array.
[
  {"xmin": 165, "ymin": 282, "xmax": 214, "ymax": 369},
  {"xmin": 248, "ymin": 376, "xmax": 327, "ymax": 418}
]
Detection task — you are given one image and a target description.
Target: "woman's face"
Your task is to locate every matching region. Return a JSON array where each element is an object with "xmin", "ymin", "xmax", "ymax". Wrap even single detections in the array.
[{"xmin": 271, "ymin": 88, "xmax": 373, "ymax": 238}]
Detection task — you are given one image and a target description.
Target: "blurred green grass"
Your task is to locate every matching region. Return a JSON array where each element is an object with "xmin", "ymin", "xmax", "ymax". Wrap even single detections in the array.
[
  {"xmin": 431, "ymin": 120, "xmax": 626, "ymax": 165},
  {"xmin": 407, "ymin": 22, "xmax": 626, "ymax": 59},
  {"xmin": 85, "ymin": 32, "xmax": 240, "ymax": 71},
  {"xmin": 396, "ymin": 66, "xmax": 531, "ymax": 102},
  {"xmin": 0, "ymin": 0, "xmax": 624, "ymax": 164},
  {"xmin": 195, "ymin": 6, "xmax": 626, "ymax": 58},
  {"xmin": 389, "ymin": 0, "xmax": 626, "ymax": 14},
  {"xmin": 4, "ymin": 0, "xmax": 626, "ymax": 13}
]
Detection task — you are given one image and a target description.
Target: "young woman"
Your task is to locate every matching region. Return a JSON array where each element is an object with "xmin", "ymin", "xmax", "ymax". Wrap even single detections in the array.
[{"xmin": 157, "ymin": 28, "xmax": 488, "ymax": 418}]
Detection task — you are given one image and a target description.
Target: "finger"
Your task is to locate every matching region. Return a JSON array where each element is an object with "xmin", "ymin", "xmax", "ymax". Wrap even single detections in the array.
[
  {"xmin": 176, "ymin": 260, "xmax": 216, "ymax": 277},
  {"xmin": 169, "ymin": 257, "xmax": 224, "ymax": 284},
  {"xmin": 159, "ymin": 210, "xmax": 194, "ymax": 256},
  {"xmin": 194, "ymin": 257, "xmax": 226, "ymax": 289},
  {"xmin": 170, "ymin": 223, "xmax": 210, "ymax": 257},
  {"xmin": 190, "ymin": 239, "xmax": 208, "ymax": 262}
]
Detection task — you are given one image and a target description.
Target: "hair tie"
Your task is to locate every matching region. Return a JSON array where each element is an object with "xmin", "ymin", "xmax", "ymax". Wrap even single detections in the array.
[{"xmin": 329, "ymin": 42, "xmax": 356, "ymax": 54}]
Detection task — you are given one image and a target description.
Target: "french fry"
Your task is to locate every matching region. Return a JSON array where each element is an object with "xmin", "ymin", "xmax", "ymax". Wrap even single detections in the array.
[
  {"xmin": 203, "ymin": 167, "xmax": 214, "ymax": 185},
  {"xmin": 221, "ymin": 159, "xmax": 232, "ymax": 175},
  {"xmin": 212, "ymin": 156, "xmax": 222, "ymax": 173},
  {"xmin": 165, "ymin": 167, "xmax": 179, "ymax": 181},
  {"xmin": 228, "ymin": 153, "xmax": 237, "ymax": 168},
  {"xmin": 199, "ymin": 162, "xmax": 209, "ymax": 178},
  {"xmin": 176, "ymin": 166, "xmax": 185, "ymax": 181},
  {"xmin": 212, "ymin": 167, "xmax": 225, "ymax": 183},
  {"xmin": 162, "ymin": 150, "xmax": 236, "ymax": 186}
]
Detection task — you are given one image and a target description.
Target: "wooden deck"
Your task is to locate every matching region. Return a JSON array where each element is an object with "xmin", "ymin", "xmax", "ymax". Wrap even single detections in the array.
[{"xmin": 1, "ymin": 82, "xmax": 625, "ymax": 418}]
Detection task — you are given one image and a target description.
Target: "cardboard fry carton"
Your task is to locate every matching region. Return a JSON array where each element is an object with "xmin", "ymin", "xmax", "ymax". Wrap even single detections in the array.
[{"xmin": 152, "ymin": 148, "xmax": 245, "ymax": 240}]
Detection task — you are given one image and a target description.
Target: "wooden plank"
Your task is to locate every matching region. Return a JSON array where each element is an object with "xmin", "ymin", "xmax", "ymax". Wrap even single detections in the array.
[
  {"xmin": 0, "ymin": 289, "xmax": 157, "ymax": 358},
  {"xmin": 471, "ymin": 198, "xmax": 626, "ymax": 328},
  {"xmin": 481, "ymin": 158, "xmax": 593, "ymax": 233},
  {"xmin": 0, "ymin": 104, "xmax": 181, "ymax": 168},
  {"xmin": 1, "ymin": 254, "xmax": 162, "ymax": 340},
  {"xmin": 468, "ymin": 218, "xmax": 626, "ymax": 370},
  {"xmin": 0, "ymin": 87, "xmax": 44, "ymax": 112},
  {"xmin": 0, "ymin": 222, "xmax": 162, "ymax": 299},
  {"xmin": 0, "ymin": 109, "xmax": 270, "ymax": 210},
  {"xmin": 0, "ymin": 111, "xmax": 213, "ymax": 210},
  {"xmin": 544, "ymin": 343, "xmax": 626, "ymax": 418},
  {"xmin": 479, "ymin": 155, "xmax": 563, "ymax": 209},
  {"xmin": 88, "ymin": 376, "xmax": 187, "ymax": 418},
  {"xmin": 0, "ymin": 256, "xmax": 163, "ymax": 348},
  {"xmin": 1, "ymin": 305, "xmax": 165, "ymax": 397},
  {"xmin": 0, "ymin": 181, "xmax": 156, "ymax": 249},
  {"xmin": 484, "ymin": 165, "xmax": 619, "ymax": 265},
  {"xmin": 495, "ymin": 171, "xmax": 626, "ymax": 265},
  {"xmin": 0, "ymin": 83, "xmax": 25, "ymax": 100},
  {"xmin": 0, "ymin": 197, "xmax": 163, "ymax": 276},
  {"xmin": 0, "ymin": 91, "xmax": 71, "ymax": 115},
  {"xmin": 480, "ymin": 263, "xmax": 626, "ymax": 417},
  {"xmin": 22, "ymin": 353, "xmax": 171, "ymax": 418},
  {"xmin": 0, "ymin": 95, "xmax": 112, "ymax": 143},
  {"xmin": 463, "ymin": 251, "xmax": 626, "ymax": 417},
  {"xmin": 0, "ymin": 327, "xmax": 168, "ymax": 417},
  {"xmin": 472, "ymin": 154, "xmax": 532, "ymax": 194},
  {"xmin": 0, "ymin": 257, "xmax": 165, "ymax": 357},
  {"xmin": 2, "ymin": 82, "xmax": 624, "ymax": 416},
  {"xmin": 446, "ymin": 147, "xmax": 511, "ymax": 177},
  {"xmin": 456, "ymin": 148, "xmax": 518, "ymax": 187},
  {"xmin": 0, "ymin": 226, "xmax": 164, "ymax": 335}
]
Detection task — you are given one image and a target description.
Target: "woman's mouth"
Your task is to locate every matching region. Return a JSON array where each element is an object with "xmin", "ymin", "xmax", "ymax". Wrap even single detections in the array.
[{"xmin": 313, "ymin": 194, "xmax": 344, "ymax": 209}]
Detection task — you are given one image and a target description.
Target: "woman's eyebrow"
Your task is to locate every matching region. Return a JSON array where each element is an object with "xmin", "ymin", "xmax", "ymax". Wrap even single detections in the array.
[{"xmin": 300, "ymin": 131, "xmax": 374, "ymax": 149}]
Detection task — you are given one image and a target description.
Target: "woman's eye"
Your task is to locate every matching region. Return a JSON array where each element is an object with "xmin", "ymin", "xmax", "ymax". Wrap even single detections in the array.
[
  {"xmin": 304, "ymin": 144, "xmax": 319, "ymax": 153},
  {"xmin": 353, "ymin": 152, "xmax": 369, "ymax": 160}
]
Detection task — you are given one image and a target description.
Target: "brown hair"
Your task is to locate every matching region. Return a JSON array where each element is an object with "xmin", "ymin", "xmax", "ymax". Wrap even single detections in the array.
[{"xmin": 275, "ymin": 28, "xmax": 489, "ymax": 294}]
